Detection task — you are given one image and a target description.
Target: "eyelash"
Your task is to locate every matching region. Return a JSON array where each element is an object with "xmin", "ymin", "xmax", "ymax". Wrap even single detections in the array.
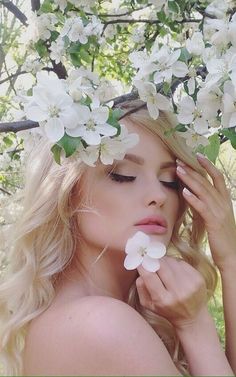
[{"xmin": 109, "ymin": 173, "xmax": 180, "ymax": 190}]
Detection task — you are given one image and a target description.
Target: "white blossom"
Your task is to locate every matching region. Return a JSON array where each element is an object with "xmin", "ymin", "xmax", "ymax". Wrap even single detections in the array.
[
  {"xmin": 49, "ymin": 38, "xmax": 66, "ymax": 64},
  {"xmin": 221, "ymin": 81, "xmax": 236, "ymax": 128},
  {"xmin": 124, "ymin": 231, "xmax": 166, "ymax": 272},
  {"xmin": 24, "ymin": 72, "xmax": 78, "ymax": 142},
  {"xmin": 79, "ymin": 125, "xmax": 139, "ymax": 166},
  {"xmin": 186, "ymin": 32, "xmax": 205, "ymax": 56},
  {"xmin": 61, "ymin": 17, "xmax": 88, "ymax": 44},
  {"xmin": 25, "ymin": 12, "xmax": 57, "ymax": 43},
  {"xmin": 177, "ymin": 96, "xmax": 208, "ymax": 134},
  {"xmin": 134, "ymin": 80, "xmax": 171, "ymax": 120},
  {"xmin": 66, "ymin": 103, "xmax": 117, "ymax": 145},
  {"xmin": 152, "ymin": 46, "xmax": 188, "ymax": 84},
  {"xmin": 177, "ymin": 128, "xmax": 209, "ymax": 149}
]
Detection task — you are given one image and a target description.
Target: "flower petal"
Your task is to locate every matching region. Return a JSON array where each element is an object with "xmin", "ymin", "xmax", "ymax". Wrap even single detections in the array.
[
  {"xmin": 25, "ymin": 104, "xmax": 48, "ymax": 122},
  {"xmin": 147, "ymin": 242, "xmax": 166, "ymax": 258},
  {"xmin": 44, "ymin": 118, "xmax": 65, "ymax": 142},
  {"xmin": 142, "ymin": 256, "xmax": 160, "ymax": 272},
  {"xmin": 125, "ymin": 231, "xmax": 150, "ymax": 254},
  {"xmin": 124, "ymin": 253, "xmax": 143, "ymax": 270}
]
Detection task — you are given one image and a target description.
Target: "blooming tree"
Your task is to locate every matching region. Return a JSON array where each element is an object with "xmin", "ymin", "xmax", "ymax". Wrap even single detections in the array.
[{"xmin": 0, "ymin": 0, "xmax": 236, "ymax": 199}]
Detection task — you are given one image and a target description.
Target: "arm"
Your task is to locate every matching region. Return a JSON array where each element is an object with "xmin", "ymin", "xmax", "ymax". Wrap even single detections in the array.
[
  {"xmin": 220, "ymin": 259, "xmax": 236, "ymax": 372},
  {"xmin": 176, "ymin": 153, "xmax": 236, "ymax": 372},
  {"xmin": 176, "ymin": 307, "xmax": 233, "ymax": 376},
  {"xmin": 137, "ymin": 257, "xmax": 234, "ymax": 376}
]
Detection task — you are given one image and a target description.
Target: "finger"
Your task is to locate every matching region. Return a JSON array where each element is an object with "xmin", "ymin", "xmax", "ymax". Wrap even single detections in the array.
[
  {"xmin": 196, "ymin": 153, "xmax": 229, "ymax": 197},
  {"xmin": 176, "ymin": 164, "xmax": 222, "ymax": 208},
  {"xmin": 137, "ymin": 266, "xmax": 167, "ymax": 299},
  {"xmin": 136, "ymin": 276, "xmax": 153, "ymax": 310}
]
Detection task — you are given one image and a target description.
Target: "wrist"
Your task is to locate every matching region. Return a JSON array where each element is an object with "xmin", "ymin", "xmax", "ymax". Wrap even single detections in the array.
[
  {"xmin": 218, "ymin": 256, "xmax": 236, "ymax": 275},
  {"xmin": 175, "ymin": 306, "xmax": 212, "ymax": 336}
]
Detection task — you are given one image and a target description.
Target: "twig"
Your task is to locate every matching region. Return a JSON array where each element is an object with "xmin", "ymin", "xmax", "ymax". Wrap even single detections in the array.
[
  {"xmin": 0, "ymin": 187, "xmax": 11, "ymax": 195},
  {"xmin": 0, "ymin": 120, "xmax": 39, "ymax": 133},
  {"xmin": 0, "ymin": 0, "xmax": 28, "ymax": 25}
]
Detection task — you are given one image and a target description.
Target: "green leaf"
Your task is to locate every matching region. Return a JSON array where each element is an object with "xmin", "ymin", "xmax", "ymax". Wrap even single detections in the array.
[
  {"xmin": 163, "ymin": 82, "xmax": 171, "ymax": 95},
  {"xmin": 221, "ymin": 128, "xmax": 236, "ymax": 149},
  {"xmin": 168, "ymin": 0, "xmax": 180, "ymax": 13},
  {"xmin": 70, "ymin": 53, "xmax": 82, "ymax": 67},
  {"xmin": 204, "ymin": 133, "xmax": 220, "ymax": 163},
  {"xmin": 51, "ymin": 144, "xmax": 62, "ymax": 165},
  {"xmin": 107, "ymin": 108, "xmax": 122, "ymax": 130},
  {"xmin": 35, "ymin": 40, "xmax": 48, "ymax": 58},
  {"xmin": 80, "ymin": 48, "xmax": 91, "ymax": 64},
  {"xmin": 179, "ymin": 47, "xmax": 192, "ymax": 63},
  {"xmin": 40, "ymin": 0, "xmax": 53, "ymax": 12},
  {"xmin": 57, "ymin": 134, "xmax": 82, "ymax": 157},
  {"xmin": 3, "ymin": 136, "xmax": 13, "ymax": 147}
]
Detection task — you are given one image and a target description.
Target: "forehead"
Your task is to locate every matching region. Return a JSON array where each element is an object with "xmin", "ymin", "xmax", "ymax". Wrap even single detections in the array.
[{"xmin": 121, "ymin": 118, "xmax": 175, "ymax": 162}]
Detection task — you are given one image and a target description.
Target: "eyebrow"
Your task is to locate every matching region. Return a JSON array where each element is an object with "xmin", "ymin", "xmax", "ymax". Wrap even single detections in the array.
[{"xmin": 124, "ymin": 153, "xmax": 177, "ymax": 169}]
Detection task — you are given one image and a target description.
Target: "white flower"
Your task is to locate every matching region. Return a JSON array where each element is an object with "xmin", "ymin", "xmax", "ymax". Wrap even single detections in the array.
[
  {"xmin": 197, "ymin": 86, "xmax": 222, "ymax": 120},
  {"xmin": 25, "ymin": 12, "xmax": 57, "ymax": 43},
  {"xmin": 152, "ymin": 46, "xmax": 188, "ymax": 84},
  {"xmin": 24, "ymin": 73, "xmax": 78, "ymax": 142},
  {"xmin": 129, "ymin": 50, "xmax": 157, "ymax": 79},
  {"xmin": 79, "ymin": 124, "xmax": 139, "ymax": 166},
  {"xmin": 61, "ymin": 17, "xmax": 88, "ymax": 44},
  {"xmin": 85, "ymin": 16, "xmax": 103, "ymax": 38},
  {"xmin": 49, "ymin": 38, "xmax": 65, "ymax": 64},
  {"xmin": 134, "ymin": 80, "xmax": 171, "ymax": 120},
  {"xmin": 66, "ymin": 103, "xmax": 117, "ymax": 145},
  {"xmin": 221, "ymin": 81, "xmax": 236, "ymax": 128},
  {"xmin": 186, "ymin": 32, "xmax": 205, "ymax": 56},
  {"xmin": 177, "ymin": 96, "xmax": 208, "ymax": 134},
  {"xmin": 178, "ymin": 128, "xmax": 209, "ymax": 149},
  {"xmin": 205, "ymin": 51, "xmax": 236, "ymax": 88},
  {"xmin": 124, "ymin": 231, "xmax": 166, "ymax": 272}
]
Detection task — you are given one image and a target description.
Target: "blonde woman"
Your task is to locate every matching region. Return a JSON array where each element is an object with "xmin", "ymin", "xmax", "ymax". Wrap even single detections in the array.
[{"xmin": 0, "ymin": 101, "xmax": 235, "ymax": 375}]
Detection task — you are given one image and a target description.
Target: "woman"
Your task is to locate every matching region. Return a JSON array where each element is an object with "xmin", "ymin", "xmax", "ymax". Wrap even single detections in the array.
[{"xmin": 0, "ymin": 100, "xmax": 235, "ymax": 375}]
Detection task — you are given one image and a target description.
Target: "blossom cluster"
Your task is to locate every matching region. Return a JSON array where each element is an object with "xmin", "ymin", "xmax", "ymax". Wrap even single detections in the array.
[
  {"xmin": 129, "ymin": 2, "xmax": 236, "ymax": 150},
  {"xmin": 3, "ymin": 0, "xmax": 236, "ymax": 169},
  {"xmin": 23, "ymin": 70, "xmax": 139, "ymax": 166}
]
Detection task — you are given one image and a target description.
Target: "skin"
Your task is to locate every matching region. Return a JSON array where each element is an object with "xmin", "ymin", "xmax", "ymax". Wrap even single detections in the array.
[
  {"xmin": 175, "ymin": 154, "xmax": 236, "ymax": 373},
  {"xmin": 23, "ymin": 119, "xmax": 235, "ymax": 376},
  {"xmin": 61, "ymin": 118, "xmax": 180, "ymax": 301}
]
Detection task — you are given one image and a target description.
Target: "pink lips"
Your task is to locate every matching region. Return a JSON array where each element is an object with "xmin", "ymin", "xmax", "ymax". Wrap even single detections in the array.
[{"xmin": 135, "ymin": 216, "xmax": 168, "ymax": 235}]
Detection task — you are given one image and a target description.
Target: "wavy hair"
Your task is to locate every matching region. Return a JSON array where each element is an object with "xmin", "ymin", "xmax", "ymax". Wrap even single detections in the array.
[{"xmin": 0, "ymin": 100, "xmax": 217, "ymax": 375}]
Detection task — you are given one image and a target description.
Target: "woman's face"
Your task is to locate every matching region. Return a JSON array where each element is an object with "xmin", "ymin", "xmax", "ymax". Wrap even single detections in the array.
[{"xmin": 76, "ymin": 119, "xmax": 181, "ymax": 255}]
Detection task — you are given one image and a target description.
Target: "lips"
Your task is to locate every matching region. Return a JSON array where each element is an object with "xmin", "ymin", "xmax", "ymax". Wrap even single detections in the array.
[{"xmin": 135, "ymin": 216, "xmax": 168, "ymax": 235}]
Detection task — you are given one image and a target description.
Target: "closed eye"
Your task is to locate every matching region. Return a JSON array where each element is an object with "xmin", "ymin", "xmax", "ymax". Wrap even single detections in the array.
[
  {"xmin": 109, "ymin": 173, "xmax": 136, "ymax": 183},
  {"xmin": 160, "ymin": 181, "xmax": 180, "ymax": 190}
]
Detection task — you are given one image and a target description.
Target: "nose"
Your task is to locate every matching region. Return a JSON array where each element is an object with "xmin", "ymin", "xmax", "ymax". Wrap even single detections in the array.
[{"xmin": 144, "ymin": 178, "xmax": 167, "ymax": 208}]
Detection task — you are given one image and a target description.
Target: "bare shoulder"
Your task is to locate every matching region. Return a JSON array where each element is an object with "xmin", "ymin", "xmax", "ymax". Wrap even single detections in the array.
[{"xmin": 23, "ymin": 296, "xmax": 181, "ymax": 376}]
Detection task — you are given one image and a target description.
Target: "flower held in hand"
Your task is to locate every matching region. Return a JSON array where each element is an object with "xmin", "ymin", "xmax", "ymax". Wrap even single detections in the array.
[{"xmin": 124, "ymin": 231, "xmax": 166, "ymax": 272}]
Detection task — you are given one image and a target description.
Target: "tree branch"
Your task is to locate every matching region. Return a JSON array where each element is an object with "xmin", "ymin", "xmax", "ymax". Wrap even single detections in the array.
[
  {"xmin": 0, "ymin": 120, "xmax": 39, "ymax": 133},
  {"xmin": 31, "ymin": 0, "xmax": 40, "ymax": 11},
  {"xmin": 0, "ymin": 0, "xmax": 28, "ymax": 25},
  {"xmin": 0, "ymin": 187, "xmax": 11, "ymax": 195}
]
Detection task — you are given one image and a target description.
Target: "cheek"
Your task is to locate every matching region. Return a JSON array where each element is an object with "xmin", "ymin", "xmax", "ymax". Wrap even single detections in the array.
[{"xmin": 77, "ymin": 189, "xmax": 126, "ymax": 245}]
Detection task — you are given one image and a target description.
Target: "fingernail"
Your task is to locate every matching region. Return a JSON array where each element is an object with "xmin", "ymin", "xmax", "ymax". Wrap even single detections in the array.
[
  {"xmin": 196, "ymin": 152, "xmax": 206, "ymax": 160},
  {"xmin": 176, "ymin": 159, "xmax": 186, "ymax": 167},
  {"xmin": 177, "ymin": 166, "xmax": 187, "ymax": 175},
  {"xmin": 183, "ymin": 187, "xmax": 192, "ymax": 196}
]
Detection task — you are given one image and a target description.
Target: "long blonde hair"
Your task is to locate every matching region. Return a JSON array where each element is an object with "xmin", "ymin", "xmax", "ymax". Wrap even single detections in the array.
[{"xmin": 0, "ymin": 100, "xmax": 217, "ymax": 375}]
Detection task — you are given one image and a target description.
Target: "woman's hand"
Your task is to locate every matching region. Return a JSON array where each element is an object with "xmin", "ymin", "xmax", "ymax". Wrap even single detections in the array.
[
  {"xmin": 176, "ymin": 154, "xmax": 236, "ymax": 271},
  {"xmin": 136, "ymin": 256, "xmax": 207, "ymax": 330}
]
